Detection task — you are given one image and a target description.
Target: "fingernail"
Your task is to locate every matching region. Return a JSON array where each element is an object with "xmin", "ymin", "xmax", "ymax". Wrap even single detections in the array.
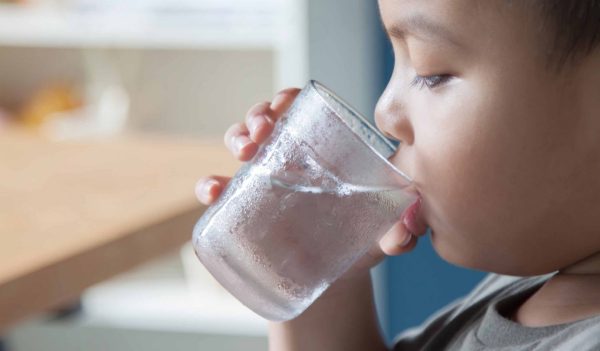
[
  {"xmin": 247, "ymin": 116, "xmax": 264, "ymax": 136},
  {"xmin": 400, "ymin": 233, "xmax": 414, "ymax": 247},
  {"xmin": 270, "ymin": 93, "xmax": 287, "ymax": 111},
  {"xmin": 234, "ymin": 136, "xmax": 252, "ymax": 154},
  {"xmin": 197, "ymin": 180, "xmax": 218, "ymax": 202}
]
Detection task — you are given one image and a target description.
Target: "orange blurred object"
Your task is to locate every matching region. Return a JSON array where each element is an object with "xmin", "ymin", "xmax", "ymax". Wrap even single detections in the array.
[{"xmin": 19, "ymin": 84, "xmax": 82, "ymax": 129}]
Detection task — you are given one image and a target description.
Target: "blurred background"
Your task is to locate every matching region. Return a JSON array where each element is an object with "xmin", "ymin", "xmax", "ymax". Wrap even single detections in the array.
[{"xmin": 0, "ymin": 0, "xmax": 484, "ymax": 349}]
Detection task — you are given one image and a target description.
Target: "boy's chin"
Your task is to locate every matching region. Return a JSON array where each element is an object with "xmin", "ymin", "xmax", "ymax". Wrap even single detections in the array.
[
  {"xmin": 430, "ymin": 233, "xmax": 559, "ymax": 276},
  {"xmin": 430, "ymin": 230, "xmax": 515, "ymax": 274}
]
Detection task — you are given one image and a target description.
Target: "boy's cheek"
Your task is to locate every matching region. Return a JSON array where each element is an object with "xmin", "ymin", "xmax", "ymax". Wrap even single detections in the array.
[{"xmin": 414, "ymin": 103, "xmax": 523, "ymax": 230}]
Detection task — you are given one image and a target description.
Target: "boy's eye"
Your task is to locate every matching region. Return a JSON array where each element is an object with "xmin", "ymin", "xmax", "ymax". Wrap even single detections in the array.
[{"xmin": 410, "ymin": 74, "xmax": 453, "ymax": 90}]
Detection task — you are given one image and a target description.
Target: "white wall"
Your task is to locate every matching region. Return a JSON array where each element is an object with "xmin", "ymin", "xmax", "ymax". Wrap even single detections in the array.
[{"xmin": 308, "ymin": 0, "xmax": 382, "ymax": 118}]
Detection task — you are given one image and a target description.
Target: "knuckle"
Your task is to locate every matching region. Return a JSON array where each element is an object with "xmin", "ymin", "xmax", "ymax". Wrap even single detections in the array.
[
  {"xmin": 224, "ymin": 124, "xmax": 242, "ymax": 146},
  {"xmin": 224, "ymin": 123, "xmax": 237, "ymax": 136},
  {"xmin": 247, "ymin": 101, "xmax": 270, "ymax": 117},
  {"xmin": 224, "ymin": 127, "xmax": 234, "ymax": 142}
]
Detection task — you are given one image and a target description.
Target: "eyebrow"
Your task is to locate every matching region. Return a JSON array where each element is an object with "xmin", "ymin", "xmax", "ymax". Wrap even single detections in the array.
[{"xmin": 381, "ymin": 14, "xmax": 462, "ymax": 48}]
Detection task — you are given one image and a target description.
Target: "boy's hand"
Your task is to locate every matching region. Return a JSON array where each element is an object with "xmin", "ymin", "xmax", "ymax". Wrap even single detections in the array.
[
  {"xmin": 195, "ymin": 87, "xmax": 419, "ymax": 283},
  {"xmin": 195, "ymin": 87, "xmax": 301, "ymax": 204}
]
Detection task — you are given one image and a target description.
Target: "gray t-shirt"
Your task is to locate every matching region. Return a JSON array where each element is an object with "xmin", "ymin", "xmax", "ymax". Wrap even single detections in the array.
[{"xmin": 393, "ymin": 274, "xmax": 600, "ymax": 350}]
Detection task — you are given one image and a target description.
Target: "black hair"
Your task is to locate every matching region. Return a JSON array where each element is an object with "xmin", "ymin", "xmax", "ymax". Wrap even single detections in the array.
[{"xmin": 531, "ymin": 0, "xmax": 600, "ymax": 68}]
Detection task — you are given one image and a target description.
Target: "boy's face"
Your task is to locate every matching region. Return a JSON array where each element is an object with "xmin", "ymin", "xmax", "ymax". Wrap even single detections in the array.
[{"xmin": 376, "ymin": 0, "xmax": 600, "ymax": 275}]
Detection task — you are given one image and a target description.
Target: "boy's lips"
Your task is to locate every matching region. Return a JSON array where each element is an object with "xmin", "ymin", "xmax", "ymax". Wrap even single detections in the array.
[{"xmin": 401, "ymin": 195, "xmax": 428, "ymax": 236}]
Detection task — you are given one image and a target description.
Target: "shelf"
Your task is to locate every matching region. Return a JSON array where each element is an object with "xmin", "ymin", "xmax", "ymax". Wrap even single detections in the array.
[{"xmin": 0, "ymin": 3, "xmax": 281, "ymax": 49}]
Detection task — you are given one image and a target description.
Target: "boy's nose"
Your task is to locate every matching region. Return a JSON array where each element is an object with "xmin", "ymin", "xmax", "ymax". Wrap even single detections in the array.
[{"xmin": 374, "ymin": 88, "xmax": 414, "ymax": 146}]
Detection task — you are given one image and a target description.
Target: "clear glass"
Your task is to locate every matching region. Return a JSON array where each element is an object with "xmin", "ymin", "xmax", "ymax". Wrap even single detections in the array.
[{"xmin": 192, "ymin": 80, "xmax": 417, "ymax": 321}]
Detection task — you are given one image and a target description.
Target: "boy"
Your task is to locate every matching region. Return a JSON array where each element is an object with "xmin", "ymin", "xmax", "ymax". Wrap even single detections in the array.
[{"xmin": 196, "ymin": 0, "xmax": 600, "ymax": 349}]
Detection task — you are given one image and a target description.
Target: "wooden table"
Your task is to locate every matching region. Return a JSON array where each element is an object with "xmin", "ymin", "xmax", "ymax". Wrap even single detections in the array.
[{"xmin": 0, "ymin": 128, "xmax": 239, "ymax": 331}]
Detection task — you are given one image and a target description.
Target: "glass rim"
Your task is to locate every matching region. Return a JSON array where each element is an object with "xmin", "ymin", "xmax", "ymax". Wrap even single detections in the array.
[{"xmin": 309, "ymin": 80, "xmax": 413, "ymax": 183}]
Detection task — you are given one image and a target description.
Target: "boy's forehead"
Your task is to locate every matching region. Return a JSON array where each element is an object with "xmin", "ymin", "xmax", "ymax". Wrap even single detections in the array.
[
  {"xmin": 378, "ymin": 0, "xmax": 480, "ymax": 27},
  {"xmin": 378, "ymin": 0, "xmax": 520, "ymax": 46},
  {"xmin": 378, "ymin": 0, "xmax": 490, "ymax": 15},
  {"xmin": 378, "ymin": 0, "xmax": 472, "ymax": 45},
  {"xmin": 381, "ymin": 10, "xmax": 463, "ymax": 48}
]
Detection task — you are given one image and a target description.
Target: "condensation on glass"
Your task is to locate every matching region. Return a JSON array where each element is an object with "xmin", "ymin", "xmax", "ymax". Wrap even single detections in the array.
[{"xmin": 193, "ymin": 80, "xmax": 416, "ymax": 321}]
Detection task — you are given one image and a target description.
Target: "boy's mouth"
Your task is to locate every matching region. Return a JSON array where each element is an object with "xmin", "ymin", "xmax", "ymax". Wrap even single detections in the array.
[{"xmin": 401, "ymin": 195, "xmax": 428, "ymax": 236}]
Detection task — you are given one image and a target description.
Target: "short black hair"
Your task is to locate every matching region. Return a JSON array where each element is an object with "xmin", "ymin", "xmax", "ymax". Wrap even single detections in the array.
[{"xmin": 530, "ymin": 0, "xmax": 600, "ymax": 69}]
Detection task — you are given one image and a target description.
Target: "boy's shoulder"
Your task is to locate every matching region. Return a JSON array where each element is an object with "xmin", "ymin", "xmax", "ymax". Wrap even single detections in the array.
[{"xmin": 393, "ymin": 273, "xmax": 600, "ymax": 351}]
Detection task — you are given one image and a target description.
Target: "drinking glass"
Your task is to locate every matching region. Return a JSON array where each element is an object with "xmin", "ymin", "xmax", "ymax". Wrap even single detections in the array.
[{"xmin": 193, "ymin": 80, "xmax": 416, "ymax": 321}]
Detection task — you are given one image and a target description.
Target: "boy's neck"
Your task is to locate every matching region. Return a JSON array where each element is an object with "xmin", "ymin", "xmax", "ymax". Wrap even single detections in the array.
[
  {"xmin": 560, "ymin": 251, "xmax": 600, "ymax": 275},
  {"xmin": 513, "ymin": 251, "xmax": 600, "ymax": 327}
]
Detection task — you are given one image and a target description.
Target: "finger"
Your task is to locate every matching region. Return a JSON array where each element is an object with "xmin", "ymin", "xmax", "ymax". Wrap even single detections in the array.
[
  {"xmin": 270, "ymin": 88, "xmax": 301, "ymax": 119},
  {"xmin": 223, "ymin": 122, "xmax": 249, "ymax": 152},
  {"xmin": 245, "ymin": 101, "xmax": 275, "ymax": 144},
  {"xmin": 246, "ymin": 88, "xmax": 301, "ymax": 144},
  {"xmin": 195, "ymin": 176, "xmax": 231, "ymax": 204},
  {"xmin": 379, "ymin": 221, "xmax": 418, "ymax": 256},
  {"xmin": 223, "ymin": 123, "xmax": 258, "ymax": 161},
  {"xmin": 354, "ymin": 242, "xmax": 386, "ymax": 270}
]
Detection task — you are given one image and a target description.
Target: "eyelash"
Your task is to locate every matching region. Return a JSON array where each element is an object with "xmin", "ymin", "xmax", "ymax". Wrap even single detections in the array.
[{"xmin": 410, "ymin": 74, "xmax": 453, "ymax": 90}]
